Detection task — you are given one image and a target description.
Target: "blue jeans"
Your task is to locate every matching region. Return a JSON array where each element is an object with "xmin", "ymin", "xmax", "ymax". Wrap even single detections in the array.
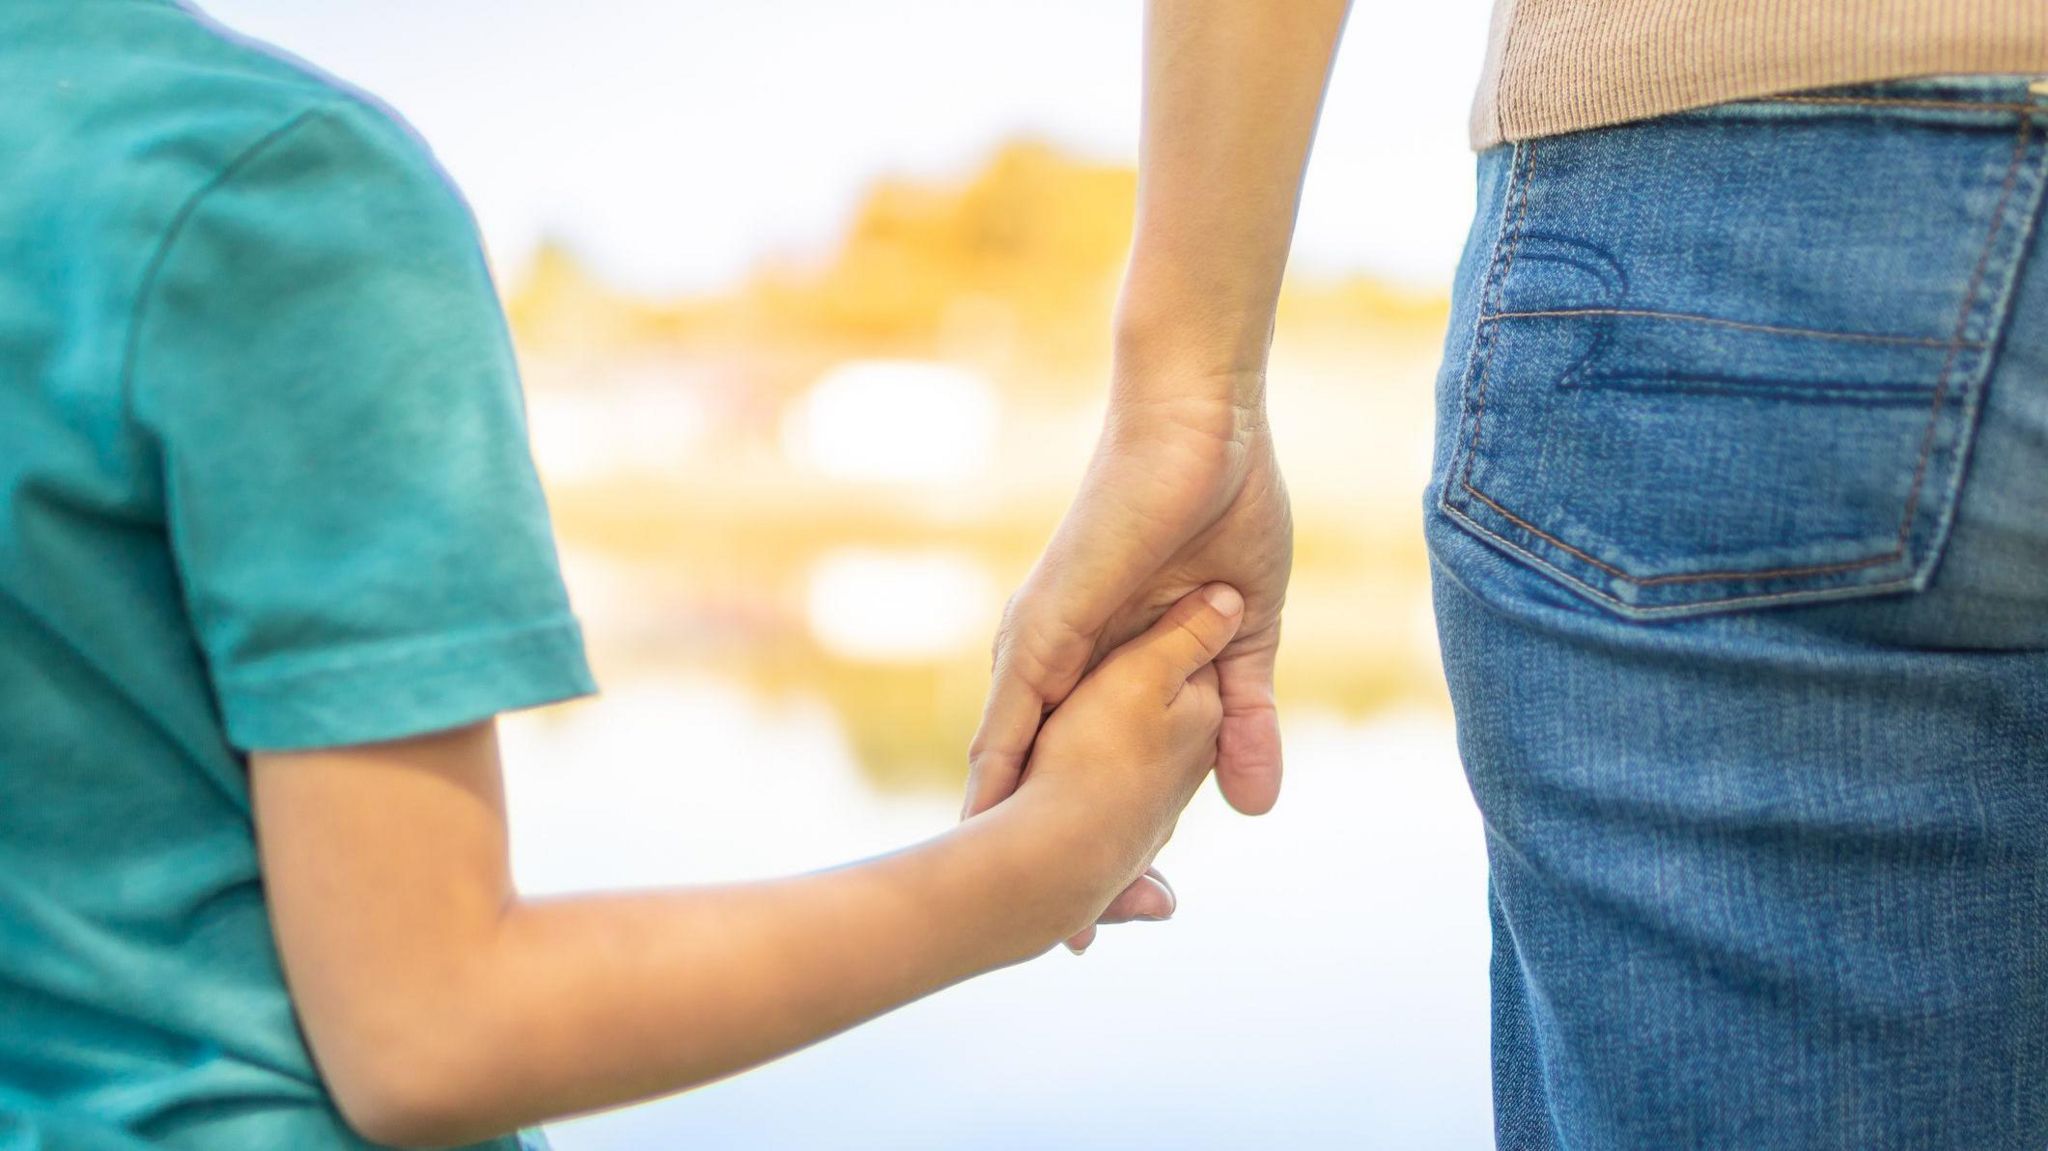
[{"xmin": 1425, "ymin": 77, "xmax": 2048, "ymax": 1150}]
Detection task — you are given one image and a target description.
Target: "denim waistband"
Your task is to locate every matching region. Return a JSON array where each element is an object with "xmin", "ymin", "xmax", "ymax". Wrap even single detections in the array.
[{"xmin": 1697, "ymin": 73, "xmax": 2048, "ymax": 125}]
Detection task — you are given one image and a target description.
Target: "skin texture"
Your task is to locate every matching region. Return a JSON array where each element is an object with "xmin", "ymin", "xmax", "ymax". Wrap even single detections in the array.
[
  {"xmin": 253, "ymin": 585, "xmax": 1242, "ymax": 1148},
  {"xmin": 965, "ymin": 0, "xmax": 1351, "ymax": 950}
]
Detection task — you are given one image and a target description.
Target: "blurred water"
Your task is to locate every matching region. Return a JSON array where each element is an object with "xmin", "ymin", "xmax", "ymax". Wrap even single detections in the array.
[{"xmin": 501, "ymin": 682, "xmax": 1493, "ymax": 1150}]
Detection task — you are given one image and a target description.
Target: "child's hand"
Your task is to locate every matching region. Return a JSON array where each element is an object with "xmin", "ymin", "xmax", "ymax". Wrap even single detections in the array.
[{"xmin": 1007, "ymin": 583, "xmax": 1244, "ymax": 952}]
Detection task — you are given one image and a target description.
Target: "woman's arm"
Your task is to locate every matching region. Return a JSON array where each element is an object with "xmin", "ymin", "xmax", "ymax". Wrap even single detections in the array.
[
  {"xmin": 967, "ymin": 2, "xmax": 1350, "ymax": 939},
  {"xmin": 1118, "ymin": 0, "xmax": 1357, "ymax": 388},
  {"xmin": 253, "ymin": 585, "xmax": 1243, "ymax": 1148}
]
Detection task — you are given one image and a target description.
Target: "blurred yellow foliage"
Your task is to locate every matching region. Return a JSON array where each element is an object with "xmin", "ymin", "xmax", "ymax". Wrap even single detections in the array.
[
  {"xmin": 510, "ymin": 140, "xmax": 1135, "ymax": 375},
  {"xmin": 503, "ymin": 140, "xmax": 1453, "ymax": 789}
]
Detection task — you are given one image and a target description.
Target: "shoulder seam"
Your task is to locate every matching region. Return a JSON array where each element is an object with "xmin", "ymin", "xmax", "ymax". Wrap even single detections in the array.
[{"xmin": 116, "ymin": 98, "xmax": 351, "ymax": 429}]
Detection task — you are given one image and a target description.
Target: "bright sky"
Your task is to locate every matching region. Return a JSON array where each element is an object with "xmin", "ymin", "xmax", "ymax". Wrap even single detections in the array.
[{"xmin": 197, "ymin": 1, "xmax": 1494, "ymax": 294}]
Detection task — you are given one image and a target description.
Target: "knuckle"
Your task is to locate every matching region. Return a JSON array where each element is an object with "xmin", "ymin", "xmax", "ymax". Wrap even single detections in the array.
[
  {"xmin": 965, "ymin": 731, "xmax": 1000, "ymax": 765},
  {"xmin": 996, "ymin": 609, "xmax": 1091, "ymax": 693}
]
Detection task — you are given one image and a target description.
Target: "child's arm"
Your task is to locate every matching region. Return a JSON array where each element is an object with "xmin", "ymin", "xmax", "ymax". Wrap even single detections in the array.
[{"xmin": 251, "ymin": 584, "xmax": 1244, "ymax": 1149}]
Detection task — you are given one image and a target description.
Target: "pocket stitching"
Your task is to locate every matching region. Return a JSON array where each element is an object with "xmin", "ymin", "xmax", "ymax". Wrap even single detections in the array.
[
  {"xmin": 1460, "ymin": 483, "xmax": 1899, "ymax": 585},
  {"xmin": 1480, "ymin": 307, "xmax": 1975, "ymax": 349},
  {"xmin": 1456, "ymin": 140, "xmax": 1540, "ymax": 495},
  {"xmin": 1447, "ymin": 108, "xmax": 2035, "ymax": 601},
  {"xmin": 1568, "ymin": 373, "xmax": 1944, "ymax": 404},
  {"xmin": 1442, "ymin": 500, "xmax": 1923, "ymax": 618}
]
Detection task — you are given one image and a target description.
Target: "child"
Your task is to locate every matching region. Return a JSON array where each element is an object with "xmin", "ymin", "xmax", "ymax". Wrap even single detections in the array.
[{"xmin": 0, "ymin": 3, "xmax": 1238, "ymax": 1148}]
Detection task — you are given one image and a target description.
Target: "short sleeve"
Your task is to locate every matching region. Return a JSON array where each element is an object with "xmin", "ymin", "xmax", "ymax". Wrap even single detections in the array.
[{"xmin": 129, "ymin": 100, "xmax": 595, "ymax": 751}]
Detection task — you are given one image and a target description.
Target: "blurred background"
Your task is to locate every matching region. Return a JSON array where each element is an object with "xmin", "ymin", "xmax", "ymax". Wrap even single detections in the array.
[{"xmin": 200, "ymin": 2, "xmax": 1497, "ymax": 1146}]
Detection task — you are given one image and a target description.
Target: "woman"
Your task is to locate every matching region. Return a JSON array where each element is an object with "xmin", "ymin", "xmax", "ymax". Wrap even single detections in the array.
[{"xmin": 977, "ymin": 2, "xmax": 2048, "ymax": 1146}]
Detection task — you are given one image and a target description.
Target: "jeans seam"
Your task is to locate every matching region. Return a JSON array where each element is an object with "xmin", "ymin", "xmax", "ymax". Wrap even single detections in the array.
[
  {"xmin": 1478, "ymin": 308, "xmax": 1976, "ymax": 349},
  {"xmin": 1457, "ymin": 140, "xmax": 1539, "ymax": 494},
  {"xmin": 1891, "ymin": 108, "xmax": 2034, "ymax": 559},
  {"xmin": 1448, "ymin": 109, "xmax": 2035, "ymax": 600},
  {"xmin": 1444, "ymin": 140, "xmax": 1536, "ymax": 494}
]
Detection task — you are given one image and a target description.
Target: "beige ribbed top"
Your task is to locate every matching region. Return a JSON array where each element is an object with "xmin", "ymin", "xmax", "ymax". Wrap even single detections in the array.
[{"xmin": 1471, "ymin": 0, "xmax": 2048, "ymax": 148}]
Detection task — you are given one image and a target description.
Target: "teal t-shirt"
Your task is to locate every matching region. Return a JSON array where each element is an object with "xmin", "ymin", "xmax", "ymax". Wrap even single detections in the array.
[{"xmin": 0, "ymin": 2, "xmax": 594, "ymax": 1148}]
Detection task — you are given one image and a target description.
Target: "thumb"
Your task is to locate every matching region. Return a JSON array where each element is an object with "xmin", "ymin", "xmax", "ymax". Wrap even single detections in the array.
[
  {"xmin": 1113, "ymin": 583, "xmax": 1245, "ymax": 693},
  {"xmin": 1213, "ymin": 642, "xmax": 1283, "ymax": 816}
]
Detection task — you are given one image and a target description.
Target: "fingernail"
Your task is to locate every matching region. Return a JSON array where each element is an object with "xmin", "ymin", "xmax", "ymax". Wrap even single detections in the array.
[
  {"xmin": 1066, "ymin": 941, "xmax": 1089, "ymax": 956},
  {"xmin": 1136, "ymin": 873, "xmax": 1176, "ymax": 921},
  {"xmin": 1202, "ymin": 584, "xmax": 1243, "ymax": 617}
]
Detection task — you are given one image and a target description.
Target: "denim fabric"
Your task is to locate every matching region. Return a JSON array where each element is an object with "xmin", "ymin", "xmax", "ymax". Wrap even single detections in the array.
[{"xmin": 1425, "ymin": 77, "xmax": 2048, "ymax": 1149}]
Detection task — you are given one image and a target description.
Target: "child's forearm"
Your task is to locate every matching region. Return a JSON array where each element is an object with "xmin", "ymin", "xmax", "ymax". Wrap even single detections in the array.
[
  {"xmin": 442, "ymin": 807, "xmax": 1079, "ymax": 1143},
  {"xmin": 251, "ymin": 725, "xmax": 1105, "ymax": 1149}
]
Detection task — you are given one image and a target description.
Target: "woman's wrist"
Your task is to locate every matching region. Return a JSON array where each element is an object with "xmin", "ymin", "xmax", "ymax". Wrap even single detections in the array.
[
  {"xmin": 1111, "ymin": 308, "xmax": 1272, "ymax": 408},
  {"xmin": 1113, "ymin": 239, "xmax": 1282, "ymax": 404}
]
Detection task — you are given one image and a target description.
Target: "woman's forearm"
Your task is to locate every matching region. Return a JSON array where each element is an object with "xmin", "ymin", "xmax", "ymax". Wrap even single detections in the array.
[{"xmin": 1116, "ymin": 0, "xmax": 1352, "ymax": 396}]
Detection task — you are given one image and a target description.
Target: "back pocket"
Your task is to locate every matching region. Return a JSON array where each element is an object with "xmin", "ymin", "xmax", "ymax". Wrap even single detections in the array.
[{"xmin": 1441, "ymin": 91, "xmax": 2048, "ymax": 619}]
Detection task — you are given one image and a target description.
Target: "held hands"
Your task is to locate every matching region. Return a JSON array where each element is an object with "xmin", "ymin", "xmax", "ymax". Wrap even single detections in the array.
[
  {"xmin": 1003, "ymin": 584, "xmax": 1244, "ymax": 951},
  {"xmin": 965, "ymin": 389, "xmax": 1295, "ymax": 950}
]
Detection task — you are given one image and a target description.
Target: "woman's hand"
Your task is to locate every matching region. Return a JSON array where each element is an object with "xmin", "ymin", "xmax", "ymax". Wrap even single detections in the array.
[{"xmin": 969, "ymin": 391, "xmax": 1292, "ymax": 819}]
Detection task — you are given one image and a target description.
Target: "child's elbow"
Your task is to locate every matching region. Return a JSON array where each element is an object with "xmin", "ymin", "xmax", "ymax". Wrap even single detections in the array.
[
  {"xmin": 322, "ymin": 1032, "xmax": 515, "ymax": 1150},
  {"xmin": 336, "ymin": 1092, "xmax": 461, "ymax": 1150}
]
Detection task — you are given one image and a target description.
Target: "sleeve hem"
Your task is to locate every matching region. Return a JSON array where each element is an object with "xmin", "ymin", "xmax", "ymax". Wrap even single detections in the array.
[{"xmin": 218, "ymin": 615, "xmax": 597, "ymax": 752}]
